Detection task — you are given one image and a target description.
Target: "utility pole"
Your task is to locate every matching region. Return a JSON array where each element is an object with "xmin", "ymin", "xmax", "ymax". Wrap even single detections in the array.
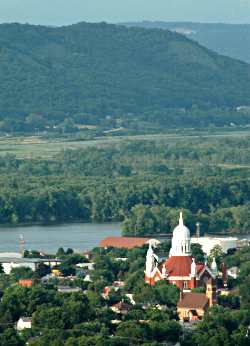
[
  {"xmin": 196, "ymin": 222, "xmax": 200, "ymax": 238},
  {"xmin": 19, "ymin": 234, "xmax": 25, "ymax": 257}
]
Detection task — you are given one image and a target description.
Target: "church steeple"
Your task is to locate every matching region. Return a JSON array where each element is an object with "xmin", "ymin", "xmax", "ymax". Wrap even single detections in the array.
[{"xmin": 179, "ymin": 211, "xmax": 184, "ymax": 226}]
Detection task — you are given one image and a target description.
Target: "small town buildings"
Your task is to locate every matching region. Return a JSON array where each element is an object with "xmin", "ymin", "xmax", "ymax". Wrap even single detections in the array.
[
  {"xmin": 177, "ymin": 277, "xmax": 217, "ymax": 322},
  {"xmin": 177, "ymin": 278, "xmax": 217, "ymax": 322},
  {"xmin": 0, "ymin": 256, "xmax": 61, "ymax": 275},
  {"xmin": 111, "ymin": 301, "xmax": 132, "ymax": 315},
  {"xmin": 125, "ymin": 293, "xmax": 136, "ymax": 305},
  {"xmin": 2, "ymin": 258, "xmax": 37, "ymax": 274},
  {"xmin": 19, "ymin": 279, "xmax": 33, "ymax": 288},
  {"xmin": 237, "ymin": 239, "xmax": 250, "ymax": 249},
  {"xmin": 191, "ymin": 236, "xmax": 237, "ymax": 255},
  {"xmin": 51, "ymin": 269, "xmax": 61, "ymax": 276},
  {"xmin": 16, "ymin": 317, "xmax": 32, "ymax": 331},
  {"xmin": 102, "ymin": 281, "xmax": 125, "ymax": 299},
  {"xmin": 100, "ymin": 236, "xmax": 160, "ymax": 249},
  {"xmin": 57, "ymin": 286, "xmax": 82, "ymax": 293},
  {"xmin": 114, "ymin": 257, "xmax": 128, "ymax": 262},
  {"xmin": 83, "ymin": 274, "xmax": 92, "ymax": 282},
  {"xmin": 177, "ymin": 293, "xmax": 209, "ymax": 322},
  {"xmin": 82, "ymin": 251, "xmax": 92, "ymax": 260},
  {"xmin": 76, "ymin": 262, "xmax": 95, "ymax": 271},
  {"xmin": 111, "ymin": 319, "xmax": 122, "ymax": 325},
  {"xmin": 145, "ymin": 212, "xmax": 218, "ymax": 290}
]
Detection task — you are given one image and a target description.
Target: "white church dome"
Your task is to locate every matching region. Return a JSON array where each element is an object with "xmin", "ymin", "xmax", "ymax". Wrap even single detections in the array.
[
  {"xmin": 173, "ymin": 212, "xmax": 190, "ymax": 240},
  {"xmin": 169, "ymin": 212, "xmax": 191, "ymax": 256}
]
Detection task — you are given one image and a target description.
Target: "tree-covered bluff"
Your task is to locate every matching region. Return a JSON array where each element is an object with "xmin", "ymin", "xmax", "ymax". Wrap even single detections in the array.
[
  {"xmin": 122, "ymin": 22, "xmax": 250, "ymax": 63},
  {"xmin": 1, "ymin": 22, "xmax": 250, "ymax": 131}
]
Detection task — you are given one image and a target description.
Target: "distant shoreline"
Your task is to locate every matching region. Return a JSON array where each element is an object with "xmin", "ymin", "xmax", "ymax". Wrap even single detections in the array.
[
  {"xmin": 0, "ymin": 220, "xmax": 122, "ymax": 229},
  {"xmin": 0, "ymin": 221, "xmax": 248, "ymax": 239}
]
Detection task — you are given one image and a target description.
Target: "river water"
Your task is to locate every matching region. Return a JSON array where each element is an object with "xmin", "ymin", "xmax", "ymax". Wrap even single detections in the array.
[
  {"xmin": 0, "ymin": 223, "xmax": 249, "ymax": 255},
  {"xmin": 0, "ymin": 223, "xmax": 121, "ymax": 254}
]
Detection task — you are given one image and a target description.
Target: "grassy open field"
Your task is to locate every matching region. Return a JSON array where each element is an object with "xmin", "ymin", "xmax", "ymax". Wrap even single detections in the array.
[{"xmin": 0, "ymin": 128, "xmax": 249, "ymax": 160}]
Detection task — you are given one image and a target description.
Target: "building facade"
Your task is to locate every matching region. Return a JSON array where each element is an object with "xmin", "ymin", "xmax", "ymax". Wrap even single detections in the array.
[{"xmin": 145, "ymin": 212, "xmax": 218, "ymax": 291}]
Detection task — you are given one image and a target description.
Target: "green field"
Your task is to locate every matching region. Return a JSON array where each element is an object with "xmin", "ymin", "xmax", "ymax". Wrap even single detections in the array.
[{"xmin": 0, "ymin": 128, "xmax": 249, "ymax": 160}]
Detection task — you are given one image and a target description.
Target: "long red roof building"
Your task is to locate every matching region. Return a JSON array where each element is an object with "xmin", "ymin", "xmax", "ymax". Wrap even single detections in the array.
[{"xmin": 100, "ymin": 236, "xmax": 160, "ymax": 249}]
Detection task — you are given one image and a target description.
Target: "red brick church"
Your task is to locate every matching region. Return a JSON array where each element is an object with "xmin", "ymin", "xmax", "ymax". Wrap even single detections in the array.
[{"xmin": 145, "ymin": 212, "xmax": 218, "ymax": 292}]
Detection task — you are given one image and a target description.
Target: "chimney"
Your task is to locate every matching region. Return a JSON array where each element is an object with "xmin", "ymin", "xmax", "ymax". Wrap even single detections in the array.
[
  {"xmin": 179, "ymin": 289, "xmax": 184, "ymax": 301},
  {"xmin": 221, "ymin": 262, "xmax": 228, "ymax": 287}
]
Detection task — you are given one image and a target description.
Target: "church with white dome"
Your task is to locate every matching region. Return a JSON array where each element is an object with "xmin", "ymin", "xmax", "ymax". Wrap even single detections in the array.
[
  {"xmin": 144, "ymin": 212, "xmax": 219, "ymax": 294},
  {"xmin": 169, "ymin": 212, "xmax": 191, "ymax": 257}
]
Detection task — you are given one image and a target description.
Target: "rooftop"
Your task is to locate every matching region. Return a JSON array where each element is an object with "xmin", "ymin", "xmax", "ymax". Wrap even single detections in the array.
[
  {"xmin": 19, "ymin": 317, "xmax": 32, "ymax": 323},
  {"xmin": 57, "ymin": 286, "xmax": 82, "ymax": 293},
  {"xmin": 177, "ymin": 293, "xmax": 209, "ymax": 309},
  {"xmin": 111, "ymin": 301, "xmax": 132, "ymax": 310},
  {"xmin": 164, "ymin": 256, "xmax": 193, "ymax": 277},
  {"xmin": 0, "ymin": 257, "xmax": 60, "ymax": 264},
  {"xmin": 100, "ymin": 236, "xmax": 152, "ymax": 249}
]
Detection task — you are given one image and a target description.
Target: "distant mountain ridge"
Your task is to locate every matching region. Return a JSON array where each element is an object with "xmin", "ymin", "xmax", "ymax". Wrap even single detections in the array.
[
  {"xmin": 0, "ymin": 22, "xmax": 250, "ymax": 129},
  {"xmin": 122, "ymin": 21, "xmax": 250, "ymax": 63}
]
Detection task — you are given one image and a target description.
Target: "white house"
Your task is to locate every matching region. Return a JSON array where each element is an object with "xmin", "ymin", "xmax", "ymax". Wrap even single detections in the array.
[
  {"xmin": 76, "ymin": 262, "xmax": 95, "ymax": 271},
  {"xmin": 16, "ymin": 317, "xmax": 32, "ymax": 331},
  {"xmin": 83, "ymin": 274, "xmax": 92, "ymax": 282},
  {"xmin": 57, "ymin": 286, "xmax": 82, "ymax": 293}
]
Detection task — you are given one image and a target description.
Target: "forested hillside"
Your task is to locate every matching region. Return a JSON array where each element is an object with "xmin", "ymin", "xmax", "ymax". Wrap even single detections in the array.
[
  {"xmin": 1, "ymin": 22, "xmax": 250, "ymax": 131},
  {"xmin": 123, "ymin": 21, "xmax": 250, "ymax": 63}
]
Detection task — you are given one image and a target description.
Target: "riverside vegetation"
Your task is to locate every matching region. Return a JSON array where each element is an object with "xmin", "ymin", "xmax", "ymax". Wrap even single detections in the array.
[{"xmin": 0, "ymin": 133, "xmax": 249, "ymax": 235}]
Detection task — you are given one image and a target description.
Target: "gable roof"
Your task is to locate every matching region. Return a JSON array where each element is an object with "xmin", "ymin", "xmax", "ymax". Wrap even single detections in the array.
[
  {"xmin": 197, "ymin": 265, "xmax": 215, "ymax": 280},
  {"xmin": 19, "ymin": 317, "xmax": 32, "ymax": 322},
  {"xmin": 112, "ymin": 301, "xmax": 132, "ymax": 310},
  {"xmin": 177, "ymin": 293, "xmax": 209, "ymax": 309},
  {"xmin": 100, "ymin": 237, "xmax": 151, "ymax": 249},
  {"xmin": 165, "ymin": 256, "xmax": 193, "ymax": 276}
]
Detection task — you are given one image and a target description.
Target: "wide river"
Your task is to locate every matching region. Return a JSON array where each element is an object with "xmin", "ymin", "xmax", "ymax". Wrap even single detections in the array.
[
  {"xmin": 0, "ymin": 223, "xmax": 121, "ymax": 254},
  {"xmin": 0, "ymin": 223, "xmax": 249, "ymax": 255}
]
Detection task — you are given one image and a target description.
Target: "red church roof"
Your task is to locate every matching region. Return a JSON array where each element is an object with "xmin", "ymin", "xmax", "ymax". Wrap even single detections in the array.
[{"xmin": 165, "ymin": 256, "xmax": 193, "ymax": 276}]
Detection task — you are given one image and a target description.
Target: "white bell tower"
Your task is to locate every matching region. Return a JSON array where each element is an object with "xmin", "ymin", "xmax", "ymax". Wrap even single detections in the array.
[{"xmin": 145, "ymin": 243, "xmax": 158, "ymax": 277}]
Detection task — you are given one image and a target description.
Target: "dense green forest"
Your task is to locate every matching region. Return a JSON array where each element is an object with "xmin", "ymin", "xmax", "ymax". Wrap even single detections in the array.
[
  {"xmin": 0, "ymin": 134, "xmax": 249, "ymax": 234},
  {"xmin": 123, "ymin": 22, "xmax": 250, "ymax": 63},
  {"xmin": 0, "ymin": 22, "xmax": 250, "ymax": 132}
]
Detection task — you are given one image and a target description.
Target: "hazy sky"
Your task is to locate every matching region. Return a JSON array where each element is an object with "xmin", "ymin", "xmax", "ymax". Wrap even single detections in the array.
[{"xmin": 0, "ymin": 0, "xmax": 250, "ymax": 25}]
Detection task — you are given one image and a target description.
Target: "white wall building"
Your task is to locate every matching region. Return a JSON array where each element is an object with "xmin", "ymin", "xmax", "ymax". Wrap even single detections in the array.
[
  {"xmin": 16, "ymin": 317, "xmax": 32, "ymax": 331},
  {"xmin": 191, "ymin": 236, "xmax": 237, "ymax": 255},
  {"xmin": 2, "ymin": 260, "xmax": 36, "ymax": 275}
]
